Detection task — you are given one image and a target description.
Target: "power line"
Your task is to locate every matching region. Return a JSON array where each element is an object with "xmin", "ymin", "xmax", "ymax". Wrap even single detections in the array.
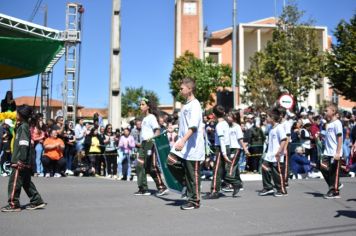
[{"xmin": 28, "ymin": 0, "xmax": 43, "ymax": 22}]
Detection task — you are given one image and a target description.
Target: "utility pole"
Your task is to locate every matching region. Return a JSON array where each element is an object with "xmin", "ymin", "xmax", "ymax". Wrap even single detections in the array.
[
  {"xmin": 109, "ymin": 0, "xmax": 121, "ymax": 129},
  {"xmin": 40, "ymin": 4, "xmax": 50, "ymax": 120},
  {"xmin": 232, "ymin": 0, "xmax": 237, "ymax": 109}
]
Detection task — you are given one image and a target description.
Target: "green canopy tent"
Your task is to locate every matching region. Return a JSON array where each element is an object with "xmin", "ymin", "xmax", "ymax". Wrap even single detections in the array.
[
  {"xmin": 0, "ymin": 13, "xmax": 65, "ymax": 80},
  {"xmin": 0, "ymin": 37, "xmax": 64, "ymax": 79}
]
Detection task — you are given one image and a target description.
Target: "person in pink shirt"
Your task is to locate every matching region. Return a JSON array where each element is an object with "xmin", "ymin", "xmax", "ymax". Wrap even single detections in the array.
[{"xmin": 118, "ymin": 128, "xmax": 135, "ymax": 180}]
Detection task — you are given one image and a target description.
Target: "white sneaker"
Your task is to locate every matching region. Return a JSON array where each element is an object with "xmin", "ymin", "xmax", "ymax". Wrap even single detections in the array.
[
  {"xmin": 307, "ymin": 172, "xmax": 320, "ymax": 179},
  {"xmin": 38, "ymin": 173, "xmax": 44, "ymax": 177},
  {"xmin": 54, "ymin": 173, "xmax": 62, "ymax": 178},
  {"xmin": 349, "ymin": 172, "xmax": 355, "ymax": 178},
  {"xmin": 45, "ymin": 173, "xmax": 51, "ymax": 178},
  {"xmin": 106, "ymin": 175, "xmax": 112, "ymax": 178},
  {"xmin": 1, "ymin": 173, "xmax": 8, "ymax": 177},
  {"xmin": 65, "ymin": 170, "xmax": 74, "ymax": 176}
]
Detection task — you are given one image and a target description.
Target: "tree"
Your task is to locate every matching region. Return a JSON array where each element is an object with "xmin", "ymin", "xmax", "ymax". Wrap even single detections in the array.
[
  {"xmin": 242, "ymin": 52, "xmax": 280, "ymax": 110},
  {"xmin": 121, "ymin": 86, "xmax": 159, "ymax": 117},
  {"xmin": 327, "ymin": 13, "xmax": 356, "ymax": 101},
  {"xmin": 169, "ymin": 51, "xmax": 232, "ymax": 106},
  {"xmin": 243, "ymin": 2, "xmax": 326, "ymax": 109}
]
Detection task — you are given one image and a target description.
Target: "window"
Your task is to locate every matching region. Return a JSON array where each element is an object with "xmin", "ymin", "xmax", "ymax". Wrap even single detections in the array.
[{"xmin": 208, "ymin": 52, "xmax": 219, "ymax": 64}]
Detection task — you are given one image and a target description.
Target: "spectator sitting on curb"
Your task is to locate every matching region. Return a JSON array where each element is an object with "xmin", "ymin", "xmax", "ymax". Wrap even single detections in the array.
[{"xmin": 291, "ymin": 146, "xmax": 319, "ymax": 179}]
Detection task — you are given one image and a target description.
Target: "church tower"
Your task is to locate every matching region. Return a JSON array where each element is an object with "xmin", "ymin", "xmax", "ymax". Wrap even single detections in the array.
[{"xmin": 175, "ymin": 0, "xmax": 204, "ymax": 59}]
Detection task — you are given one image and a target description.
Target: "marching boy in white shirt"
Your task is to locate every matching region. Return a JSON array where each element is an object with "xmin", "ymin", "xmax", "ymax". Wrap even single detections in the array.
[
  {"xmin": 320, "ymin": 104, "xmax": 343, "ymax": 199},
  {"xmin": 167, "ymin": 78, "xmax": 205, "ymax": 210},
  {"xmin": 259, "ymin": 107, "xmax": 288, "ymax": 197},
  {"xmin": 204, "ymin": 105, "xmax": 240, "ymax": 199}
]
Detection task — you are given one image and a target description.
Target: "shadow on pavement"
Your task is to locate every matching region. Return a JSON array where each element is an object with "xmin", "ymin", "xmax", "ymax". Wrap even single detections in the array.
[
  {"xmin": 155, "ymin": 196, "xmax": 186, "ymax": 207},
  {"xmin": 304, "ymin": 192, "xmax": 324, "ymax": 198},
  {"xmin": 334, "ymin": 210, "xmax": 356, "ymax": 219}
]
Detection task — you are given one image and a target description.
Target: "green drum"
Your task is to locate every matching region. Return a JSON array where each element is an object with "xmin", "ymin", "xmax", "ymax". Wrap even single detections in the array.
[{"xmin": 153, "ymin": 132, "xmax": 183, "ymax": 193}]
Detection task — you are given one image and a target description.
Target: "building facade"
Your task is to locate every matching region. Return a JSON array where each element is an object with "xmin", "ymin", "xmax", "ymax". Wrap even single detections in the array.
[{"xmin": 175, "ymin": 3, "xmax": 356, "ymax": 111}]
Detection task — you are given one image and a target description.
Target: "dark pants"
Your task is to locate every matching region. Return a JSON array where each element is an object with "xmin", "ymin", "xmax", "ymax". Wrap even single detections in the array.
[
  {"xmin": 261, "ymin": 160, "xmax": 287, "ymax": 194},
  {"xmin": 88, "ymin": 152, "xmax": 105, "ymax": 176},
  {"xmin": 210, "ymin": 146, "xmax": 238, "ymax": 193},
  {"xmin": 7, "ymin": 167, "xmax": 44, "ymax": 208},
  {"xmin": 167, "ymin": 154, "xmax": 200, "ymax": 206},
  {"xmin": 230, "ymin": 148, "xmax": 243, "ymax": 188},
  {"xmin": 282, "ymin": 150, "xmax": 290, "ymax": 186},
  {"xmin": 41, "ymin": 156, "xmax": 66, "ymax": 175},
  {"xmin": 64, "ymin": 146, "xmax": 75, "ymax": 171},
  {"xmin": 248, "ymin": 145, "xmax": 264, "ymax": 172},
  {"xmin": 320, "ymin": 155, "xmax": 341, "ymax": 193},
  {"xmin": 136, "ymin": 140, "xmax": 166, "ymax": 191},
  {"xmin": 105, "ymin": 151, "xmax": 118, "ymax": 175}
]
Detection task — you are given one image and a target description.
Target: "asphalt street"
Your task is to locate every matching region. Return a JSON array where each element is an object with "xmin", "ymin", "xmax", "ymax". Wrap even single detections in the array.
[{"xmin": 0, "ymin": 176, "xmax": 355, "ymax": 236}]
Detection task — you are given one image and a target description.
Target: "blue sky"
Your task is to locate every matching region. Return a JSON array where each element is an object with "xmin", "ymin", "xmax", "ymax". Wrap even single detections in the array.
[{"xmin": 0, "ymin": 0, "xmax": 355, "ymax": 108}]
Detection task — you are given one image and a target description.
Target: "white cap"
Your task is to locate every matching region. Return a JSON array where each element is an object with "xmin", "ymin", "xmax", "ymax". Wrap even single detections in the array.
[
  {"xmin": 4, "ymin": 119, "xmax": 14, "ymax": 127},
  {"xmin": 302, "ymin": 119, "xmax": 311, "ymax": 126}
]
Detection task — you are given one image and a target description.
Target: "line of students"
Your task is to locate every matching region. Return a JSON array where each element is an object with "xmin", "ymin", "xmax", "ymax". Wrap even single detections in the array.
[
  {"xmin": 1, "ymin": 82, "xmax": 344, "ymax": 212},
  {"xmin": 133, "ymin": 79, "xmax": 345, "ymax": 210}
]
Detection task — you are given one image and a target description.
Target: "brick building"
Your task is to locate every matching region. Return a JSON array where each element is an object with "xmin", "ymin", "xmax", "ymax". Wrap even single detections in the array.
[{"xmin": 174, "ymin": 0, "xmax": 356, "ymax": 111}]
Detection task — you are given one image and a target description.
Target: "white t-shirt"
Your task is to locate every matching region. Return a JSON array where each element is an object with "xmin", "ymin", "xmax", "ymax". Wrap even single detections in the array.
[
  {"xmin": 229, "ymin": 123, "xmax": 243, "ymax": 149},
  {"xmin": 140, "ymin": 114, "xmax": 159, "ymax": 141},
  {"xmin": 214, "ymin": 120, "xmax": 230, "ymax": 155},
  {"xmin": 171, "ymin": 99, "xmax": 205, "ymax": 161},
  {"xmin": 264, "ymin": 123, "xmax": 286, "ymax": 162},
  {"xmin": 300, "ymin": 128, "xmax": 311, "ymax": 149},
  {"xmin": 281, "ymin": 120, "xmax": 291, "ymax": 137},
  {"xmin": 215, "ymin": 120, "xmax": 231, "ymax": 146},
  {"xmin": 323, "ymin": 119, "xmax": 343, "ymax": 156}
]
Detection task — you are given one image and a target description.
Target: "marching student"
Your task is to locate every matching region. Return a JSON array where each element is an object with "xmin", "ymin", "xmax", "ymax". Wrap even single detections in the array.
[
  {"xmin": 320, "ymin": 103, "xmax": 343, "ymax": 199},
  {"xmin": 167, "ymin": 78, "xmax": 205, "ymax": 210},
  {"xmin": 223, "ymin": 110, "xmax": 250, "ymax": 193},
  {"xmin": 1, "ymin": 105, "xmax": 46, "ymax": 212},
  {"xmin": 134, "ymin": 97, "xmax": 168, "ymax": 196},
  {"xmin": 280, "ymin": 108, "xmax": 292, "ymax": 187},
  {"xmin": 204, "ymin": 105, "xmax": 240, "ymax": 199},
  {"xmin": 259, "ymin": 107, "xmax": 288, "ymax": 197}
]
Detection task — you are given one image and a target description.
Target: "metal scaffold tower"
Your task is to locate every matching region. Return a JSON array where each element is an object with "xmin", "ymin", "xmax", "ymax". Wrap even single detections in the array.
[{"xmin": 62, "ymin": 3, "xmax": 83, "ymax": 122}]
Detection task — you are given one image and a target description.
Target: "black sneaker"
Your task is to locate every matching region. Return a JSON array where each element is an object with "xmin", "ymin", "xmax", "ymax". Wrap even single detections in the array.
[
  {"xmin": 180, "ymin": 202, "xmax": 199, "ymax": 210},
  {"xmin": 232, "ymin": 185, "xmax": 240, "ymax": 197},
  {"xmin": 203, "ymin": 192, "xmax": 220, "ymax": 200},
  {"xmin": 258, "ymin": 189, "xmax": 274, "ymax": 196},
  {"xmin": 25, "ymin": 202, "xmax": 47, "ymax": 210},
  {"xmin": 274, "ymin": 191, "xmax": 288, "ymax": 197},
  {"xmin": 134, "ymin": 190, "xmax": 151, "ymax": 196},
  {"xmin": 156, "ymin": 188, "xmax": 169, "ymax": 196},
  {"xmin": 324, "ymin": 191, "xmax": 340, "ymax": 199},
  {"xmin": 1, "ymin": 205, "xmax": 21, "ymax": 212}
]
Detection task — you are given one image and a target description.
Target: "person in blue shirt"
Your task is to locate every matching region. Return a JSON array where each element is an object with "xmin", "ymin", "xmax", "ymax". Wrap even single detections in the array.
[{"xmin": 290, "ymin": 146, "xmax": 318, "ymax": 179}]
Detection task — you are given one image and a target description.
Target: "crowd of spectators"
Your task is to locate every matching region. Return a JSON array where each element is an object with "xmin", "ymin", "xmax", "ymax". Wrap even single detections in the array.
[{"xmin": 1, "ymin": 102, "xmax": 356, "ymax": 182}]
